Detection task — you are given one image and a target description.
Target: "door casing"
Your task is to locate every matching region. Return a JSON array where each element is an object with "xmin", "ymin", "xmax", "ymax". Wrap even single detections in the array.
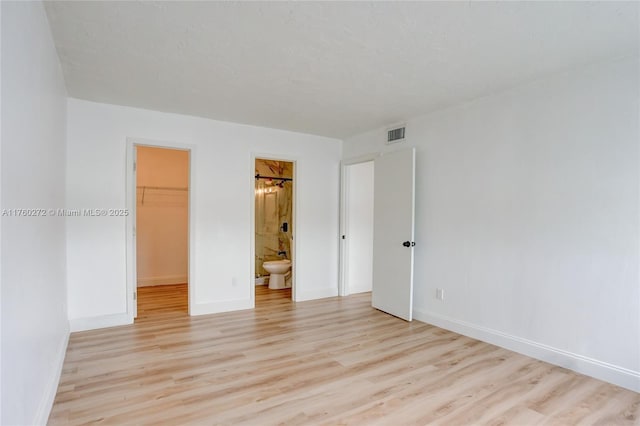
[
  {"xmin": 340, "ymin": 160, "xmax": 375, "ymax": 296},
  {"xmin": 339, "ymin": 153, "xmax": 379, "ymax": 296},
  {"xmin": 250, "ymin": 153, "xmax": 298, "ymax": 305},
  {"xmin": 126, "ymin": 138, "xmax": 195, "ymax": 321}
]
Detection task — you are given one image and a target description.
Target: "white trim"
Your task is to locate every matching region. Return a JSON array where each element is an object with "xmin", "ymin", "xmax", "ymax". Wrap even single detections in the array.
[
  {"xmin": 295, "ymin": 286, "xmax": 339, "ymax": 302},
  {"xmin": 126, "ymin": 138, "xmax": 196, "ymax": 321},
  {"xmin": 69, "ymin": 313, "xmax": 131, "ymax": 332},
  {"xmin": 250, "ymin": 155, "xmax": 256, "ymax": 309},
  {"xmin": 190, "ymin": 298, "xmax": 253, "ymax": 316},
  {"xmin": 126, "ymin": 141, "xmax": 136, "ymax": 320},
  {"xmin": 33, "ymin": 328, "xmax": 69, "ymax": 426},
  {"xmin": 339, "ymin": 154, "xmax": 379, "ymax": 297},
  {"xmin": 137, "ymin": 275, "xmax": 189, "ymax": 287},
  {"xmin": 339, "ymin": 163, "xmax": 348, "ymax": 297},
  {"xmin": 413, "ymin": 308, "xmax": 640, "ymax": 393},
  {"xmin": 342, "ymin": 152, "xmax": 381, "ymax": 166},
  {"xmin": 250, "ymin": 153, "xmax": 298, "ymax": 307}
]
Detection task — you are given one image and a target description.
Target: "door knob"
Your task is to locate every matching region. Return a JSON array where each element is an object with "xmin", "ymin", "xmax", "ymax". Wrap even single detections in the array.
[{"xmin": 402, "ymin": 241, "xmax": 416, "ymax": 247}]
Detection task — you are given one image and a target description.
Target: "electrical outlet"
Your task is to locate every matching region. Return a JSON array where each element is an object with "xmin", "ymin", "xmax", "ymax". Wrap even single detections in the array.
[{"xmin": 436, "ymin": 288, "xmax": 444, "ymax": 301}]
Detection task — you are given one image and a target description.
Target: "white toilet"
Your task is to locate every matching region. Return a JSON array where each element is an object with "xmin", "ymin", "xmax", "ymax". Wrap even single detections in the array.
[{"xmin": 263, "ymin": 259, "xmax": 292, "ymax": 289}]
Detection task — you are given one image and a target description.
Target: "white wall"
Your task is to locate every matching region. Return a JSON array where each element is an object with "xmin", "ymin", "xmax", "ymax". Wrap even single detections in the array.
[
  {"xmin": 344, "ymin": 57, "xmax": 640, "ymax": 391},
  {"xmin": 66, "ymin": 99, "xmax": 341, "ymax": 328},
  {"xmin": 1, "ymin": 2, "xmax": 69, "ymax": 424},
  {"xmin": 136, "ymin": 146, "xmax": 189, "ymax": 287},
  {"xmin": 344, "ymin": 161, "xmax": 374, "ymax": 294}
]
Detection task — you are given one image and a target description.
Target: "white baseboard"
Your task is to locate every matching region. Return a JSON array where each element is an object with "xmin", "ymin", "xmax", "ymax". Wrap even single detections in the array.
[
  {"xmin": 295, "ymin": 286, "xmax": 338, "ymax": 302},
  {"xmin": 34, "ymin": 325, "xmax": 69, "ymax": 425},
  {"xmin": 69, "ymin": 313, "xmax": 131, "ymax": 332},
  {"xmin": 413, "ymin": 309, "xmax": 640, "ymax": 393},
  {"xmin": 255, "ymin": 276, "xmax": 269, "ymax": 286},
  {"xmin": 137, "ymin": 275, "xmax": 188, "ymax": 287},
  {"xmin": 190, "ymin": 298, "xmax": 253, "ymax": 316},
  {"xmin": 347, "ymin": 288, "xmax": 373, "ymax": 296}
]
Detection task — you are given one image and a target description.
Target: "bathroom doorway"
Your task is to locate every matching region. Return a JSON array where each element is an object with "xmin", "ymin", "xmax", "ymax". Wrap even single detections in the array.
[
  {"xmin": 254, "ymin": 158, "xmax": 295, "ymax": 304},
  {"xmin": 135, "ymin": 145, "xmax": 190, "ymax": 319}
]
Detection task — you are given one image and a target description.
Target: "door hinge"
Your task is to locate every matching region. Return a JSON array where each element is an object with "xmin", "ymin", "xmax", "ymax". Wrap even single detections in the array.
[
  {"xmin": 133, "ymin": 161, "xmax": 136, "ymax": 171},
  {"xmin": 134, "ymin": 291, "xmax": 137, "ymax": 300}
]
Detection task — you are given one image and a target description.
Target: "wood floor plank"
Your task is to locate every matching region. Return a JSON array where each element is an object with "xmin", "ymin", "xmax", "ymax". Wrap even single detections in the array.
[{"xmin": 48, "ymin": 284, "xmax": 640, "ymax": 425}]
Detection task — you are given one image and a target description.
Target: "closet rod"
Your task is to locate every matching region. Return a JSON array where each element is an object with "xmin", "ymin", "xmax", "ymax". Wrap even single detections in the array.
[{"xmin": 255, "ymin": 174, "xmax": 292, "ymax": 182}]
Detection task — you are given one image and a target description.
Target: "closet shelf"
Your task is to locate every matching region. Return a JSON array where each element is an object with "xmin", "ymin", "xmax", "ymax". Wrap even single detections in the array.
[
  {"xmin": 137, "ymin": 186, "xmax": 188, "ymax": 205},
  {"xmin": 137, "ymin": 186, "xmax": 188, "ymax": 191}
]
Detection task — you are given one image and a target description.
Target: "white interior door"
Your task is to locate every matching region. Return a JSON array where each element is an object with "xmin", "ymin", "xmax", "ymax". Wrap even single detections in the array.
[{"xmin": 372, "ymin": 148, "xmax": 416, "ymax": 321}]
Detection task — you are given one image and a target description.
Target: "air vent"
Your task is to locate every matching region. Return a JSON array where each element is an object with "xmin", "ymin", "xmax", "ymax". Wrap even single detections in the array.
[{"xmin": 387, "ymin": 126, "xmax": 406, "ymax": 144}]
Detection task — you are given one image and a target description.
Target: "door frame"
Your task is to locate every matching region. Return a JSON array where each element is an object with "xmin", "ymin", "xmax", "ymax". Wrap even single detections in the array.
[
  {"xmin": 250, "ymin": 153, "xmax": 298, "ymax": 305},
  {"xmin": 339, "ymin": 153, "xmax": 379, "ymax": 296},
  {"xmin": 126, "ymin": 138, "xmax": 196, "ymax": 320}
]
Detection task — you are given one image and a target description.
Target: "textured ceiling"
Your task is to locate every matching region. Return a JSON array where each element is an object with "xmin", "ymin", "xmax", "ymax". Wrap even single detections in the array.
[{"xmin": 45, "ymin": 1, "xmax": 639, "ymax": 139}]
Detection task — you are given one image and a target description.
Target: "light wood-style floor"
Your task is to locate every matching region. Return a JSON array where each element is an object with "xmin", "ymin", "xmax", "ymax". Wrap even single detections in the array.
[
  {"xmin": 49, "ymin": 285, "xmax": 639, "ymax": 425},
  {"xmin": 135, "ymin": 283, "xmax": 189, "ymax": 321}
]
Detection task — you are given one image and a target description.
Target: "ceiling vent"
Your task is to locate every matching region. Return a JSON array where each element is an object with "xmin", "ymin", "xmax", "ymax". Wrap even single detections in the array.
[{"xmin": 386, "ymin": 125, "xmax": 406, "ymax": 144}]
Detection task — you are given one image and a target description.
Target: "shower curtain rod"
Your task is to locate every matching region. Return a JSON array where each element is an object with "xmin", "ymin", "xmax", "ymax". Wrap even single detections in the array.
[{"xmin": 255, "ymin": 174, "xmax": 292, "ymax": 181}]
